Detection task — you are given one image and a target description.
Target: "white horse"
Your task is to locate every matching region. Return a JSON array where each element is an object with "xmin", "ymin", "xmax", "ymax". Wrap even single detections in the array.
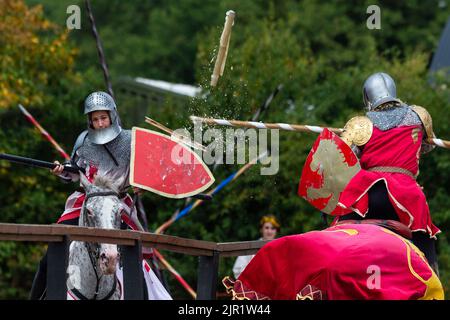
[{"xmin": 66, "ymin": 174, "xmax": 170, "ymax": 300}]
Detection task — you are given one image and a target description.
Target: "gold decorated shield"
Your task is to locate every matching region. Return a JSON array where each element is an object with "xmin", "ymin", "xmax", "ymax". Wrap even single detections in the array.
[{"xmin": 298, "ymin": 128, "xmax": 361, "ymax": 215}]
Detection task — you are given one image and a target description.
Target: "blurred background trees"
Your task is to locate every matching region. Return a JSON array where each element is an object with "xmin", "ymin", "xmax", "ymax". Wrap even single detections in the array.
[{"xmin": 0, "ymin": 0, "xmax": 449, "ymax": 298}]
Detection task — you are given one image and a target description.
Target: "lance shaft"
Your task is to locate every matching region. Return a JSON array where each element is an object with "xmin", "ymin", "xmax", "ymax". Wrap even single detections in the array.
[
  {"xmin": 211, "ymin": 10, "xmax": 235, "ymax": 87},
  {"xmin": 18, "ymin": 104, "xmax": 70, "ymax": 160},
  {"xmin": 190, "ymin": 116, "xmax": 343, "ymax": 135},
  {"xmin": 85, "ymin": 0, "xmax": 114, "ymax": 100},
  {"xmin": 0, "ymin": 153, "xmax": 83, "ymax": 174},
  {"xmin": 431, "ymin": 138, "xmax": 450, "ymax": 149},
  {"xmin": 191, "ymin": 116, "xmax": 450, "ymax": 149},
  {"xmin": 153, "ymin": 249, "xmax": 197, "ymax": 299}
]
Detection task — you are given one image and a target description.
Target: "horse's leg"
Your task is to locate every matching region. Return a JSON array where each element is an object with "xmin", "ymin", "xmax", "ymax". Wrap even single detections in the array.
[
  {"xmin": 67, "ymin": 241, "xmax": 98, "ymax": 299},
  {"xmin": 29, "ymin": 252, "xmax": 48, "ymax": 300}
]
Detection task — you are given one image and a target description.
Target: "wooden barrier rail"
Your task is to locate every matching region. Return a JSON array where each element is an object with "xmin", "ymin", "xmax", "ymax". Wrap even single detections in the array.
[{"xmin": 0, "ymin": 223, "xmax": 269, "ymax": 300}]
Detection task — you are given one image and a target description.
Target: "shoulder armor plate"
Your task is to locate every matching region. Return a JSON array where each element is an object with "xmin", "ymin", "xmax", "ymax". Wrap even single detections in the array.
[
  {"xmin": 71, "ymin": 130, "xmax": 88, "ymax": 159},
  {"xmin": 341, "ymin": 116, "xmax": 373, "ymax": 146},
  {"xmin": 410, "ymin": 105, "xmax": 435, "ymax": 140}
]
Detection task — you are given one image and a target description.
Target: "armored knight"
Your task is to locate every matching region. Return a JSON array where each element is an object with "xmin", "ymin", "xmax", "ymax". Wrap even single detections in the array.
[
  {"xmin": 54, "ymin": 91, "xmax": 136, "ymax": 224},
  {"xmin": 58, "ymin": 91, "xmax": 130, "ymax": 191},
  {"xmin": 29, "ymin": 92, "xmax": 149, "ymax": 299},
  {"xmin": 334, "ymin": 72, "xmax": 440, "ymax": 272}
]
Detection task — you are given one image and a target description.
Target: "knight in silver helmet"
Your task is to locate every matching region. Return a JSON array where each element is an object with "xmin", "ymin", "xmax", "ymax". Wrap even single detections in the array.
[
  {"xmin": 30, "ymin": 91, "xmax": 144, "ymax": 300},
  {"xmin": 337, "ymin": 72, "xmax": 440, "ymax": 275},
  {"xmin": 359, "ymin": 72, "xmax": 435, "ymax": 153},
  {"xmin": 84, "ymin": 91, "xmax": 122, "ymax": 145},
  {"xmin": 55, "ymin": 91, "xmax": 132, "ymax": 192},
  {"xmin": 362, "ymin": 72, "xmax": 402, "ymax": 111}
]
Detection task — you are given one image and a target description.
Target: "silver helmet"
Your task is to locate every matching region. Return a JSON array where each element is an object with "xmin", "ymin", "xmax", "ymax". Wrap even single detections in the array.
[
  {"xmin": 362, "ymin": 72, "xmax": 401, "ymax": 111},
  {"xmin": 84, "ymin": 91, "xmax": 122, "ymax": 144}
]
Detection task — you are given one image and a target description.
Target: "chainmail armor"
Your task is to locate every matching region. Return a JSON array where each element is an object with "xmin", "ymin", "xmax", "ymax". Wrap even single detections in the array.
[
  {"xmin": 367, "ymin": 105, "xmax": 421, "ymax": 131},
  {"xmin": 363, "ymin": 104, "xmax": 432, "ymax": 155},
  {"xmin": 61, "ymin": 130, "xmax": 132, "ymax": 192}
]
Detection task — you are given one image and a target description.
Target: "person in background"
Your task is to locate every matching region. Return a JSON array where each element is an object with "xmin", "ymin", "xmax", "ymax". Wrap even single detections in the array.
[{"xmin": 232, "ymin": 215, "xmax": 280, "ymax": 279}]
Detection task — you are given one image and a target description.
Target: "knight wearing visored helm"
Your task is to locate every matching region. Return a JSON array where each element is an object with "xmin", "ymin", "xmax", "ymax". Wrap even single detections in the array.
[
  {"xmin": 29, "ymin": 91, "xmax": 166, "ymax": 300},
  {"xmin": 335, "ymin": 72, "xmax": 440, "ymax": 272},
  {"xmin": 59, "ymin": 91, "xmax": 130, "ymax": 186}
]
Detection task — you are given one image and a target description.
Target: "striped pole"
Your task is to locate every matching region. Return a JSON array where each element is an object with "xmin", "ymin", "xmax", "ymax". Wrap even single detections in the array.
[
  {"xmin": 155, "ymin": 151, "xmax": 268, "ymax": 234},
  {"xmin": 190, "ymin": 115, "xmax": 343, "ymax": 135},
  {"xmin": 153, "ymin": 249, "xmax": 196, "ymax": 299},
  {"xmin": 18, "ymin": 104, "xmax": 70, "ymax": 160},
  {"xmin": 190, "ymin": 116, "xmax": 450, "ymax": 149},
  {"xmin": 251, "ymin": 84, "xmax": 283, "ymax": 122},
  {"xmin": 431, "ymin": 138, "xmax": 450, "ymax": 149},
  {"xmin": 121, "ymin": 208, "xmax": 198, "ymax": 299}
]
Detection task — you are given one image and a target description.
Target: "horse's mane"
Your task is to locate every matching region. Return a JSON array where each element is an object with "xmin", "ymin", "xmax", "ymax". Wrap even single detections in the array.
[{"xmin": 92, "ymin": 175, "xmax": 121, "ymax": 193}]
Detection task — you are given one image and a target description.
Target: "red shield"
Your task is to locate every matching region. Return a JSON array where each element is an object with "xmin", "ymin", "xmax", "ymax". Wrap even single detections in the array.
[
  {"xmin": 130, "ymin": 127, "xmax": 215, "ymax": 198},
  {"xmin": 298, "ymin": 128, "xmax": 361, "ymax": 215}
]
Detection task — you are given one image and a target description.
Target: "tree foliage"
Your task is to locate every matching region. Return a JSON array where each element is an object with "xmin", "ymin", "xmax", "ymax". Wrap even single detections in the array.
[
  {"xmin": 0, "ymin": 0, "xmax": 79, "ymax": 109},
  {"xmin": 0, "ymin": 0, "xmax": 449, "ymax": 298},
  {"xmin": 0, "ymin": 0, "xmax": 93, "ymax": 298}
]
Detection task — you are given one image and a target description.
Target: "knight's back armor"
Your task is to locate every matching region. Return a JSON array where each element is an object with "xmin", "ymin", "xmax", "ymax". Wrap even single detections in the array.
[
  {"xmin": 342, "ymin": 104, "xmax": 435, "ymax": 155},
  {"xmin": 366, "ymin": 104, "xmax": 421, "ymax": 131}
]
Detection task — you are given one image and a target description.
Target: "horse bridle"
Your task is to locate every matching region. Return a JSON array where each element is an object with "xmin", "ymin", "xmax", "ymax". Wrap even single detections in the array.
[{"xmin": 78, "ymin": 190, "xmax": 121, "ymax": 300}]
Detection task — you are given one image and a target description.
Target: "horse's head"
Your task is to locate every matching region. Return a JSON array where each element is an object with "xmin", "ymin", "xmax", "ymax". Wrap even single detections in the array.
[{"xmin": 80, "ymin": 173, "xmax": 124, "ymax": 275}]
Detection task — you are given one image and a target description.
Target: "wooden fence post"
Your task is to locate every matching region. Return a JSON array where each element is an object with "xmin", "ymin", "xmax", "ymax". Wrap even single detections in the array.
[
  {"xmin": 47, "ymin": 236, "xmax": 70, "ymax": 300},
  {"xmin": 121, "ymin": 240, "xmax": 144, "ymax": 300},
  {"xmin": 196, "ymin": 251, "xmax": 220, "ymax": 300}
]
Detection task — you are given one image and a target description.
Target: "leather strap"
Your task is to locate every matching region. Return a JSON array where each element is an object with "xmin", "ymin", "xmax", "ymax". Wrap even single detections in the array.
[
  {"xmin": 69, "ymin": 277, "xmax": 118, "ymax": 300},
  {"xmin": 367, "ymin": 166, "xmax": 416, "ymax": 179}
]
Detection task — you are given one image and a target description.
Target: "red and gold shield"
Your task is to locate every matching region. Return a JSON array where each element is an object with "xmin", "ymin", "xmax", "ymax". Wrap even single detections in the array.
[
  {"xmin": 130, "ymin": 127, "xmax": 214, "ymax": 198},
  {"xmin": 298, "ymin": 128, "xmax": 361, "ymax": 215}
]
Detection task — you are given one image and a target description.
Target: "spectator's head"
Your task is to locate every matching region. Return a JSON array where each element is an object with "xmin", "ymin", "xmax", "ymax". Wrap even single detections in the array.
[{"xmin": 259, "ymin": 215, "xmax": 280, "ymax": 240}]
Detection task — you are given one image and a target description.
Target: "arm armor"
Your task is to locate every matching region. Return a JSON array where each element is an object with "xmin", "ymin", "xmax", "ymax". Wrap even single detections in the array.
[
  {"xmin": 57, "ymin": 130, "xmax": 88, "ymax": 183},
  {"xmin": 410, "ymin": 105, "xmax": 436, "ymax": 154}
]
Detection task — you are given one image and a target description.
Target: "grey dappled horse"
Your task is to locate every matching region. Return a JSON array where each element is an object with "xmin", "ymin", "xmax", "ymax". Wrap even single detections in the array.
[{"xmin": 66, "ymin": 174, "xmax": 124, "ymax": 299}]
